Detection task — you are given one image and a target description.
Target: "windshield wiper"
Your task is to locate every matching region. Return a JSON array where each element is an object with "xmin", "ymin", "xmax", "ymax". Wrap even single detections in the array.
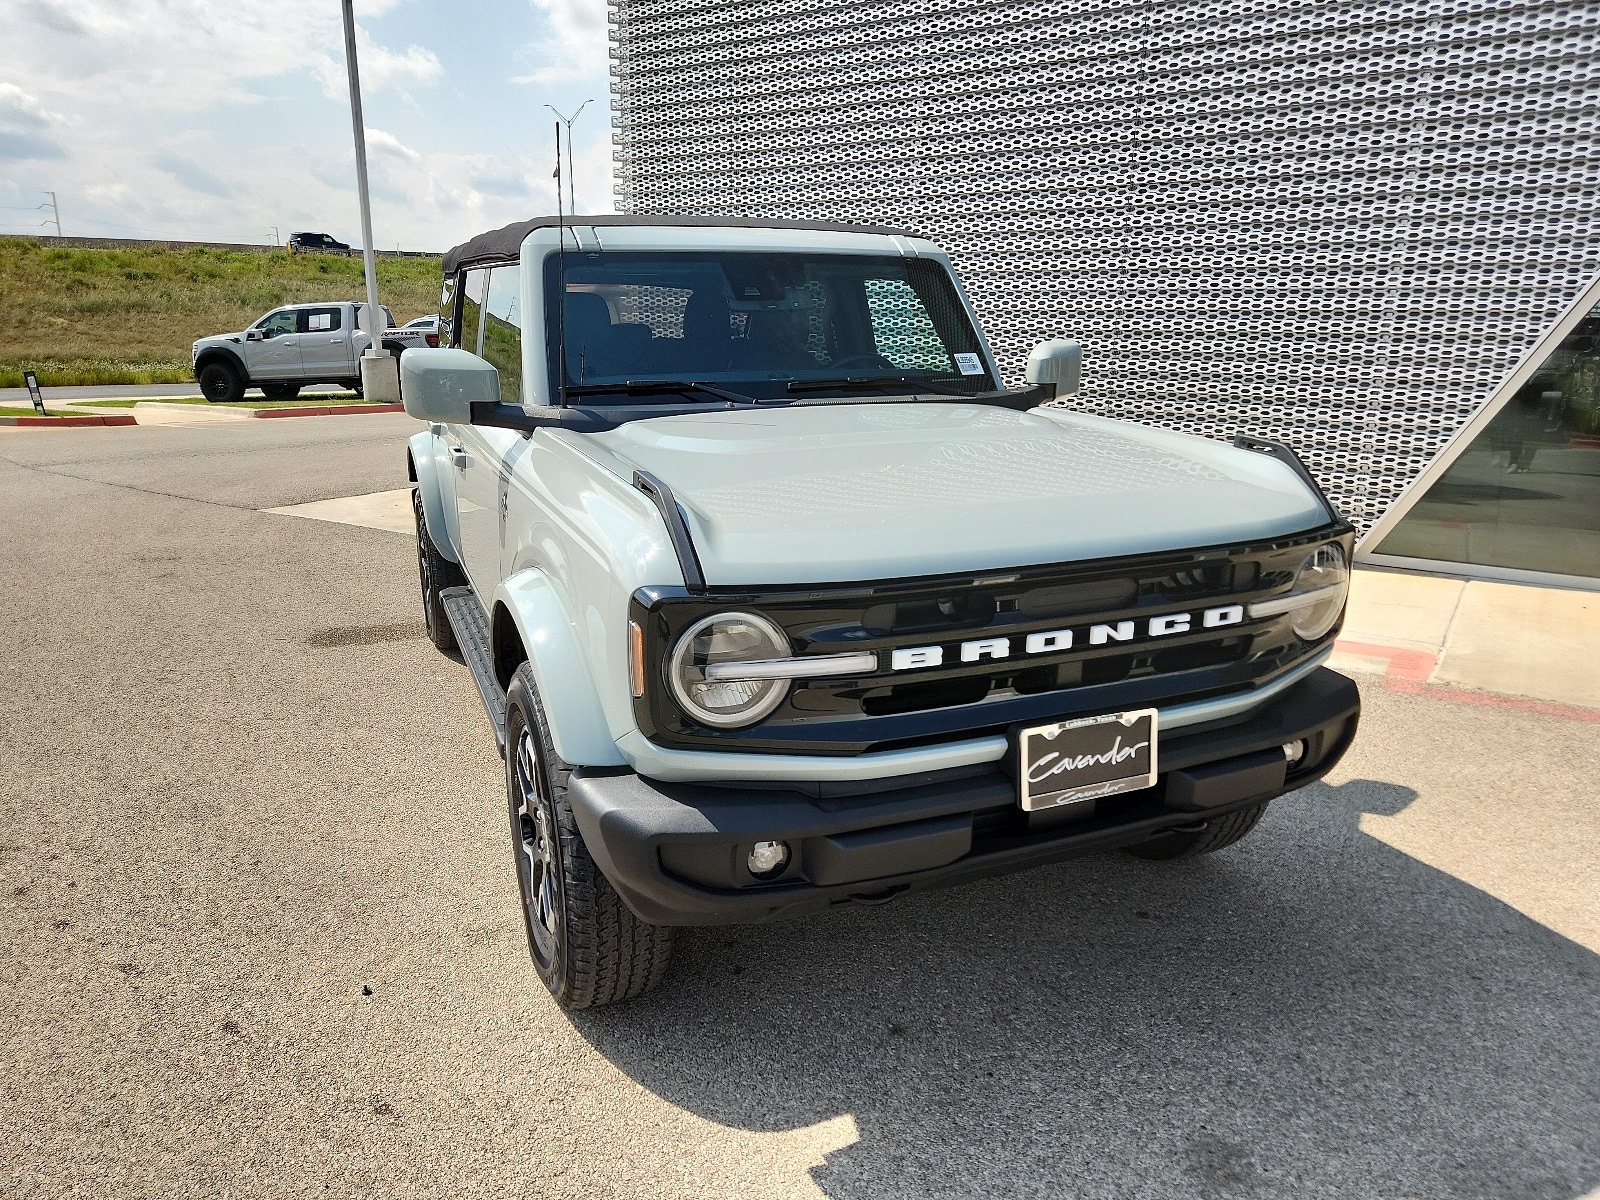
[
  {"xmin": 565, "ymin": 380, "xmax": 760, "ymax": 406},
  {"xmin": 785, "ymin": 375, "xmax": 974, "ymax": 396}
]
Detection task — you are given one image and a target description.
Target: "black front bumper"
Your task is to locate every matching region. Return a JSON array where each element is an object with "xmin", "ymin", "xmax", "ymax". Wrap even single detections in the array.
[{"xmin": 568, "ymin": 667, "xmax": 1360, "ymax": 926}]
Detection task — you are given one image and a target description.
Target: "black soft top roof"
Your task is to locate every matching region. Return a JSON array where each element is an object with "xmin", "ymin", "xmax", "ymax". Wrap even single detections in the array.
[{"xmin": 441, "ymin": 214, "xmax": 921, "ymax": 275}]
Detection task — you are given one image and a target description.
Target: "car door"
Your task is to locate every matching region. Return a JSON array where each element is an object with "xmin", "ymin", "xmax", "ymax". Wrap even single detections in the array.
[
  {"xmin": 296, "ymin": 306, "xmax": 352, "ymax": 381},
  {"xmin": 247, "ymin": 309, "xmax": 302, "ymax": 379},
  {"xmin": 446, "ymin": 267, "xmax": 496, "ymax": 594},
  {"xmin": 449, "ymin": 265, "xmax": 523, "ymax": 596}
]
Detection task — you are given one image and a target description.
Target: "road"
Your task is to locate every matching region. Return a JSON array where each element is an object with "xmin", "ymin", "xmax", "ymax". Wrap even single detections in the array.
[{"xmin": 1, "ymin": 416, "xmax": 1596, "ymax": 1199}]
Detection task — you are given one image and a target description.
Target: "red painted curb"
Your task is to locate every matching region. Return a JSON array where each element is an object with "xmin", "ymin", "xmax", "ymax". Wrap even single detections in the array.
[
  {"xmin": 248, "ymin": 403, "xmax": 405, "ymax": 419},
  {"xmin": 1333, "ymin": 639, "xmax": 1600, "ymax": 722},
  {"xmin": 1332, "ymin": 640, "xmax": 1438, "ymax": 681},
  {"xmin": 0, "ymin": 414, "xmax": 138, "ymax": 427},
  {"xmin": 1382, "ymin": 678, "xmax": 1600, "ymax": 724}
]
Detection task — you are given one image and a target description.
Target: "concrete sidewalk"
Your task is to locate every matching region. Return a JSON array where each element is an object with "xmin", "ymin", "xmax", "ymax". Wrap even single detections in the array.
[{"xmin": 1332, "ymin": 569, "xmax": 1600, "ymax": 711}]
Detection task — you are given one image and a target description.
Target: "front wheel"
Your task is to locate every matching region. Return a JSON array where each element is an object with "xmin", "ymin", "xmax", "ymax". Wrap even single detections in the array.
[
  {"xmin": 197, "ymin": 362, "xmax": 244, "ymax": 403},
  {"xmin": 505, "ymin": 664, "xmax": 673, "ymax": 1009},
  {"xmin": 1124, "ymin": 801, "xmax": 1271, "ymax": 861},
  {"xmin": 412, "ymin": 487, "xmax": 464, "ymax": 653}
]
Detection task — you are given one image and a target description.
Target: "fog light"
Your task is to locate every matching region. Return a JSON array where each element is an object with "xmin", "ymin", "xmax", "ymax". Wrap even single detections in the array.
[
  {"xmin": 1283, "ymin": 740, "xmax": 1306, "ymax": 767},
  {"xmin": 747, "ymin": 840, "xmax": 790, "ymax": 879}
]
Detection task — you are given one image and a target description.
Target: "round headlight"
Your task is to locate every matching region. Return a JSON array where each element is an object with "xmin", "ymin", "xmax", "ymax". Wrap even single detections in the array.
[
  {"xmin": 667, "ymin": 612, "xmax": 791, "ymax": 728},
  {"xmin": 1290, "ymin": 543, "xmax": 1349, "ymax": 641}
]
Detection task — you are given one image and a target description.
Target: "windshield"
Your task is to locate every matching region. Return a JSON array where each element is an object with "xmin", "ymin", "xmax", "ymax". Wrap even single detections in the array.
[{"xmin": 542, "ymin": 251, "xmax": 994, "ymax": 401}]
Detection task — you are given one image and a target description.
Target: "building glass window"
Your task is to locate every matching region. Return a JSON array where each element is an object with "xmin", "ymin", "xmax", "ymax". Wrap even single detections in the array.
[
  {"xmin": 482, "ymin": 266, "xmax": 523, "ymax": 402},
  {"xmin": 1373, "ymin": 302, "xmax": 1600, "ymax": 579}
]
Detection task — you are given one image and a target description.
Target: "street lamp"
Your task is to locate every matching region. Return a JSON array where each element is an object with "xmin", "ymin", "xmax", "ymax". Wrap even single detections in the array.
[
  {"xmin": 339, "ymin": 0, "xmax": 398, "ymax": 402},
  {"xmin": 544, "ymin": 101, "xmax": 592, "ymax": 214}
]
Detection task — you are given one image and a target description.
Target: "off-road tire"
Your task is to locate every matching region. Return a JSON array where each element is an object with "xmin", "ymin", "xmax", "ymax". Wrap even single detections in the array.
[
  {"xmin": 198, "ymin": 361, "xmax": 244, "ymax": 403},
  {"xmin": 412, "ymin": 487, "xmax": 464, "ymax": 653},
  {"xmin": 505, "ymin": 663, "xmax": 674, "ymax": 1009},
  {"xmin": 1124, "ymin": 801, "xmax": 1271, "ymax": 861},
  {"xmin": 261, "ymin": 383, "xmax": 301, "ymax": 400}
]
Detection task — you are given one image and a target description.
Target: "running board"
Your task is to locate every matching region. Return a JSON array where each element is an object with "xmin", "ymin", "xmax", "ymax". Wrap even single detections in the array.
[{"xmin": 441, "ymin": 586, "xmax": 507, "ymax": 755}]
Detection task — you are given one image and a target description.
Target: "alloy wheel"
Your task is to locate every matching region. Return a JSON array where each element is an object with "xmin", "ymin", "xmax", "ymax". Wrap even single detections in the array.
[
  {"xmin": 414, "ymin": 496, "xmax": 437, "ymax": 639},
  {"xmin": 511, "ymin": 725, "xmax": 561, "ymax": 968}
]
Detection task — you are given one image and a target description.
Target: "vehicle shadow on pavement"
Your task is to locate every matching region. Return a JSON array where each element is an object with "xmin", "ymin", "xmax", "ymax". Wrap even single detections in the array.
[{"xmin": 573, "ymin": 778, "xmax": 1600, "ymax": 1199}]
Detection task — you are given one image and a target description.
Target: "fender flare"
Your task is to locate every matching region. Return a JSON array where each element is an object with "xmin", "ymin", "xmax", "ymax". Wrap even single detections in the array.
[
  {"xmin": 494, "ymin": 568, "xmax": 625, "ymax": 768},
  {"xmin": 193, "ymin": 347, "xmax": 248, "ymax": 381},
  {"xmin": 380, "ymin": 340, "xmax": 408, "ymax": 356},
  {"xmin": 407, "ymin": 430, "xmax": 461, "ymax": 563}
]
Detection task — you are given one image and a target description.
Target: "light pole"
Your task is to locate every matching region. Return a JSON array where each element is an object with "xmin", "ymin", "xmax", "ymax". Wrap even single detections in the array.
[
  {"xmin": 339, "ymin": 0, "xmax": 397, "ymax": 400},
  {"xmin": 340, "ymin": 0, "xmax": 382, "ymax": 338},
  {"xmin": 544, "ymin": 101, "xmax": 592, "ymax": 214}
]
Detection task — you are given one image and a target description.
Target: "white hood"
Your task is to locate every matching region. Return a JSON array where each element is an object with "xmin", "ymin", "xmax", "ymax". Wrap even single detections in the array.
[{"xmin": 573, "ymin": 402, "xmax": 1330, "ymax": 586}]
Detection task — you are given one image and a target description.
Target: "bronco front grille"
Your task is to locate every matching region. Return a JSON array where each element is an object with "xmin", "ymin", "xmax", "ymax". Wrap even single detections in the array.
[{"xmin": 630, "ymin": 523, "xmax": 1351, "ymax": 756}]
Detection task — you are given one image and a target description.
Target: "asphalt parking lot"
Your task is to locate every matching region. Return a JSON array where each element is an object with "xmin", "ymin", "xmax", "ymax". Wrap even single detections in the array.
[{"xmin": 1, "ymin": 416, "xmax": 1596, "ymax": 1199}]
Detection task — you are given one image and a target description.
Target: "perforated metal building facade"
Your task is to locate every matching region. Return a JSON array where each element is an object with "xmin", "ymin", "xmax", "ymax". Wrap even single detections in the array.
[{"xmin": 606, "ymin": 0, "xmax": 1600, "ymax": 533}]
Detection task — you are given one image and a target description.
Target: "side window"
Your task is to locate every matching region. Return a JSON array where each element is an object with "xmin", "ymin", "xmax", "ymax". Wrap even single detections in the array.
[
  {"xmin": 438, "ymin": 274, "xmax": 456, "ymax": 346},
  {"xmin": 298, "ymin": 308, "xmax": 341, "ymax": 334},
  {"xmin": 863, "ymin": 277, "xmax": 952, "ymax": 371},
  {"xmin": 459, "ymin": 268, "xmax": 490, "ymax": 354},
  {"xmin": 255, "ymin": 309, "xmax": 298, "ymax": 339},
  {"xmin": 482, "ymin": 265, "xmax": 523, "ymax": 402}
]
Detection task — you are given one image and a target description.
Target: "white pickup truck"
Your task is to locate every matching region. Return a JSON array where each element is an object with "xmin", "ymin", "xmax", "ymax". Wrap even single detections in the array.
[{"xmin": 191, "ymin": 301, "xmax": 437, "ymax": 402}]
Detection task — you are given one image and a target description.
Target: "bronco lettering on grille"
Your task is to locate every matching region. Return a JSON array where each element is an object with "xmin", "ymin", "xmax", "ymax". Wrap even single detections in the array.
[{"xmin": 891, "ymin": 604, "xmax": 1246, "ymax": 671}]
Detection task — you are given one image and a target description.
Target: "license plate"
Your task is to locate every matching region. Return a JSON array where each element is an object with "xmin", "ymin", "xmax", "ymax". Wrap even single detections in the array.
[{"xmin": 1017, "ymin": 709, "xmax": 1158, "ymax": 812}]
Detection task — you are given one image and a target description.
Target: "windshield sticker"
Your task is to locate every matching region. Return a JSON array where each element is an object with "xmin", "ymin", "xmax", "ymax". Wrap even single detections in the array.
[{"xmin": 953, "ymin": 352, "xmax": 984, "ymax": 376}]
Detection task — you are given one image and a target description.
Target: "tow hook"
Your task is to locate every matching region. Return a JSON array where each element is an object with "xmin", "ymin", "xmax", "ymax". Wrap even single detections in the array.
[{"xmin": 844, "ymin": 885, "xmax": 909, "ymax": 907}]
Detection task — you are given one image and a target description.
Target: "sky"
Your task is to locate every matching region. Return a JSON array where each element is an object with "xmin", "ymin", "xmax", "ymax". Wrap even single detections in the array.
[{"xmin": 0, "ymin": 0, "xmax": 617, "ymax": 253}]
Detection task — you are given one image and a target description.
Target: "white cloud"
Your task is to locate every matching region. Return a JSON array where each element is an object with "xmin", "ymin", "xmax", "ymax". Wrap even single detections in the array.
[
  {"xmin": 0, "ymin": 0, "xmax": 618, "ymax": 249},
  {"xmin": 511, "ymin": 0, "xmax": 609, "ymax": 86},
  {"xmin": 0, "ymin": 83, "xmax": 62, "ymax": 129},
  {"xmin": 358, "ymin": 40, "xmax": 444, "ymax": 91},
  {"xmin": 365, "ymin": 128, "xmax": 422, "ymax": 162},
  {"xmin": 0, "ymin": 83, "xmax": 67, "ymax": 161},
  {"xmin": 313, "ymin": 28, "xmax": 443, "ymax": 102},
  {"xmin": 153, "ymin": 153, "xmax": 232, "ymax": 198}
]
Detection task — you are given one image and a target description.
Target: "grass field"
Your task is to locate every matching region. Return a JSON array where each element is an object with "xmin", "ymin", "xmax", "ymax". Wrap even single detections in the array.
[{"xmin": 1, "ymin": 240, "xmax": 441, "ymax": 387}]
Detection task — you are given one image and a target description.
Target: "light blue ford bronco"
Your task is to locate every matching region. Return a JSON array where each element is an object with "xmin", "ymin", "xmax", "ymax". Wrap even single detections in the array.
[{"xmin": 402, "ymin": 216, "xmax": 1359, "ymax": 1008}]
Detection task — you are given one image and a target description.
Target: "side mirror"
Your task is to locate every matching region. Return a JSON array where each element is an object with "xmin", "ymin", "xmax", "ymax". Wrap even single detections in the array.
[
  {"xmin": 245, "ymin": 329, "xmax": 266, "ymax": 342},
  {"xmin": 1025, "ymin": 339, "xmax": 1082, "ymax": 399},
  {"xmin": 400, "ymin": 347, "xmax": 499, "ymax": 424}
]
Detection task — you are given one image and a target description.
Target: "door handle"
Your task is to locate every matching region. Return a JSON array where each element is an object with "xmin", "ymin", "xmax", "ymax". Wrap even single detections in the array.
[{"xmin": 327, "ymin": 337, "xmax": 342, "ymax": 343}]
